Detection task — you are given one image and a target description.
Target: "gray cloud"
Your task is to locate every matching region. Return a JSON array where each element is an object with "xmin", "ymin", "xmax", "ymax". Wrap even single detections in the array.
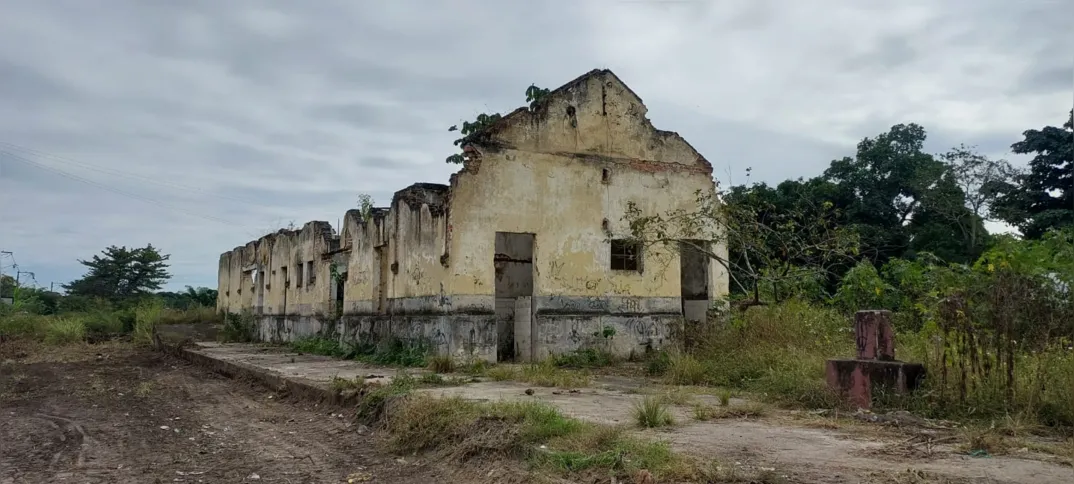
[{"xmin": 0, "ymin": 0, "xmax": 1069, "ymax": 290}]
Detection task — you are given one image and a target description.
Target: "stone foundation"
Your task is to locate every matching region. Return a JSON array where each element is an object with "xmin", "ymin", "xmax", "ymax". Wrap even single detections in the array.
[{"xmin": 252, "ymin": 295, "xmax": 686, "ymax": 363}]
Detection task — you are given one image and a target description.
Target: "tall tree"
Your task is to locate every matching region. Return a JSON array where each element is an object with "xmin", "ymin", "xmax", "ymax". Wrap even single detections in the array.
[
  {"xmin": 936, "ymin": 145, "xmax": 1016, "ymax": 256},
  {"xmin": 991, "ymin": 111, "xmax": 1074, "ymax": 239},
  {"xmin": 823, "ymin": 123, "xmax": 977, "ymax": 263},
  {"xmin": 63, "ymin": 245, "xmax": 171, "ymax": 301}
]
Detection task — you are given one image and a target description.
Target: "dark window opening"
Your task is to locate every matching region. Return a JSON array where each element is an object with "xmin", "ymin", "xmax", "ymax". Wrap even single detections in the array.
[
  {"xmin": 601, "ymin": 168, "xmax": 611, "ymax": 184},
  {"xmin": 281, "ymin": 267, "xmax": 289, "ymax": 288},
  {"xmin": 307, "ymin": 261, "xmax": 315, "ymax": 285},
  {"xmin": 610, "ymin": 239, "xmax": 640, "ymax": 271}
]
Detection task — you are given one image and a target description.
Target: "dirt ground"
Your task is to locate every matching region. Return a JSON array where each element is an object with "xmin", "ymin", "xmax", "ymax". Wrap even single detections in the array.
[{"xmin": 0, "ymin": 342, "xmax": 519, "ymax": 484}]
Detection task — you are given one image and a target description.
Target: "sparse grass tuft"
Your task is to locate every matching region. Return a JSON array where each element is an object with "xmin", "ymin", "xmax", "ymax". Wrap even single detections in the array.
[
  {"xmin": 550, "ymin": 348, "xmax": 617, "ymax": 369},
  {"xmin": 458, "ymin": 359, "xmax": 492, "ymax": 376},
  {"xmin": 329, "ymin": 375, "xmax": 366, "ymax": 392},
  {"xmin": 427, "ymin": 355, "xmax": 456, "ymax": 373},
  {"xmin": 289, "ymin": 336, "xmax": 430, "ymax": 368},
  {"xmin": 693, "ymin": 402, "xmax": 769, "ymax": 421},
  {"xmin": 960, "ymin": 428, "xmax": 1010, "ymax": 456},
  {"xmin": 486, "ymin": 365, "xmax": 518, "ymax": 381},
  {"xmin": 520, "ymin": 360, "xmax": 592, "ymax": 388},
  {"xmin": 717, "ymin": 388, "xmax": 732, "ymax": 406},
  {"xmin": 135, "ymin": 381, "xmax": 154, "ymax": 397},
  {"xmin": 633, "ymin": 396, "xmax": 675, "ymax": 428}
]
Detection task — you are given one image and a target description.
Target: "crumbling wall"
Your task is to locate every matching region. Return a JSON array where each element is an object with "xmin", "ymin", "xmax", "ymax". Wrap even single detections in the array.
[
  {"xmin": 216, "ymin": 69, "xmax": 726, "ymax": 363},
  {"xmin": 449, "ymin": 69, "xmax": 728, "ymax": 359}
]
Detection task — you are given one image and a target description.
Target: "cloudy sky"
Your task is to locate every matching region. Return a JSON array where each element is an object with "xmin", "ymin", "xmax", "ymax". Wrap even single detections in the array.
[{"xmin": 0, "ymin": 0, "xmax": 1070, "ymax": 291}]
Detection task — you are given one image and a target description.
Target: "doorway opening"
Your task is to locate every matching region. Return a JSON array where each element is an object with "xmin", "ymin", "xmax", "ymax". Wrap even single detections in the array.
[
  {"xmin": 680, "ymin": 240, "xmax": 710, "ymax": 323},
  {"xmin": 494, "ymin": 232, "xmax": 534, "ymax": 362},
  {"xmin": 333, "ymin": 271, "xmax": 347, "ymax": 318},
  {"xmin": 375, "ymin": 246, "xmax": 389, "ymax": 314}
]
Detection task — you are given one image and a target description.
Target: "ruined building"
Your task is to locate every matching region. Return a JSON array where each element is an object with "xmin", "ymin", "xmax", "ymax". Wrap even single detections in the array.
[{"xmin": 216, "ymin": 69, "xmax": 728, "ymax": 362}]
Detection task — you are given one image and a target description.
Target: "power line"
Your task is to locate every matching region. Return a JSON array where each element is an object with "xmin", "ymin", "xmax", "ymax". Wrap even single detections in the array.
[
  {"xmin": 1, "ymin": 149, "xmax": 240, "ymax": 226},
  {"xmin": 0, "ymin": 141, "xmax": 265, "ymax": 207}
]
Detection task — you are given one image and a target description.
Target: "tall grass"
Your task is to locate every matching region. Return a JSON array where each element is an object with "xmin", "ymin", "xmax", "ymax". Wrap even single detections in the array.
[
  {"xmin": 657, "ymin": 300, "xmax": 846, "ymax": 408},
  {"xmin": 43, "ymin": 316, "xmax": 87, "ymax": 345},
  {"xmin": 0, "ymin": 302, "xmax": 220, "ymax": 346},
  {"xmin": 132, "ymin": 298, "xmax": 165, "ymax": 344},
  {"xmin": 381, "ymin": 395, "xmax": 698, "ymax": 480}
]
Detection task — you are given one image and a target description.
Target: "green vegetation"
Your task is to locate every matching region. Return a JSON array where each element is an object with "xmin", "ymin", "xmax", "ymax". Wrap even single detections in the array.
[
  {"xmin": 1, "ymin": 244, "xmax": 221, "ymax": 346},
  {"xmin": 378, "ymin": 394, "xmax": 697, "ymax": 480},
  {"xmin": 633, "ymin": 396, "xmax": 675, "ymax": 428},
  {"xmin": 626, "ymin": 112, "xmax": 1073, "ymax": 429},
  {"xmin": 290, "ymin": 336, "xmax": 430, "ymax": 368}
]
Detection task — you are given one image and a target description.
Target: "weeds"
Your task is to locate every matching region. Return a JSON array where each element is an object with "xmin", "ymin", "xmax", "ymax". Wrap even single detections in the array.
[
  {"xmin": 132, "ymin": 298, "xmax": 165, "ymax": 345},
  {"xmin": 519, "ymin": 360, "xmax": 592, "ymax": 388},
  {"xmin": 383, "ymin": 395, "xmax": 697, "ymax": 480},
  {"xmin": 43, "ymin": 316, "xmax": 86, "ymax": 345},
  {"xmin": 633, "ymin": 396, "xmax": 675, "ymax": 428},
  {"xmin": 486, "ymin": 365, "xmax": 518, "ymax": 381},
  {"xmin": 220, "ymin": 310, "xmax": 257, "ymax": 343},
  {"xmin": 717, "ymin": 389, "xmax": 732, "ymax": 406},
  {"xmin": 330, "ymin": 375, "xmax": 366, "ymax": 392},
  {"xmin": 427, "ymin": 355, "xmax": 456, "ymax": 373},
  {"xmin": 551, "ymin": 348, "xmax": 617, "ymax": 369},
  {"xmin": 693, "ymin": 402, "xmax": 769, "ymax": 421}
]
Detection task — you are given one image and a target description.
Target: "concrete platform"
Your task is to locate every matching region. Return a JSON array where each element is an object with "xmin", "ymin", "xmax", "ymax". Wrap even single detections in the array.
[
  {"xmin": 184, "ymin": 342, "xmax": 718, "ymax": 425},
  {"xmin": 177, "ymin": 342, "xmax": 1074, "ymax": 484}
]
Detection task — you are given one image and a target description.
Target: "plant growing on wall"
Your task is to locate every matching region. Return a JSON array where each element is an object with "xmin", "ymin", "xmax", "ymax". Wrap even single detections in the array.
[
  {"xmin": 357, "ymin": 194, "xmax": 374, "ymax": 221},
  {"xmin": 445, "ymin": 84, "xmax": 549, "ymax": 164}
]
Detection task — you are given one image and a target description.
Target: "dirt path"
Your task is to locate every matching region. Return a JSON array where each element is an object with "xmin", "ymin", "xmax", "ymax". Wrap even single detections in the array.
[{"xmin": 0, "ymin": 343, "xmax": 491, "ymax": 484}]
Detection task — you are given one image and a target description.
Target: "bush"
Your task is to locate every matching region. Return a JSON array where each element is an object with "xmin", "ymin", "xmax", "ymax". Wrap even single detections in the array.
[
  {"xmin": 43, "ymin": 316, "xmax": 87, "ymax": 345},
  {"xmin": 673, "ymin": 300, "xmax": 849, "ymax": 406},
  {"xmin": 221, "ymin": 311, "xmax": 257, "ymax": 343},
  {"xmin": 132, "ymin": 298, "xmax": 165, "ymax": 345}
]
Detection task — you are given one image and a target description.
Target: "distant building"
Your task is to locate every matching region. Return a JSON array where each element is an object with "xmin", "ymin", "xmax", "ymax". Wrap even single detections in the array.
[{"xmin": 216, "ymin": 69, "xmax": 728, "ymax": 362}]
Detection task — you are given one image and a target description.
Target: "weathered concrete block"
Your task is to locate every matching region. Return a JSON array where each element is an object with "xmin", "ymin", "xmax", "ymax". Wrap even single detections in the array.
[
  {"xmin": 854, "ymin": 310, "xmax": 895, "ymax": 361},
  {"xmin": 825, "ymin": 359, "xmax": 925, "ymax": 409}
]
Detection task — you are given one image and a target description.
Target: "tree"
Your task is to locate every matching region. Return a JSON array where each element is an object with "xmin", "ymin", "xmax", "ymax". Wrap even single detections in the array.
[
  {"xmin": 991, "ymin": 111, "xmax": 1074, "ymax": 239},
  {"xmin": 63, "ymin": 245, "xmax": 172, "ymax": 302},
  {"xmin": 445, "ymin": 84, "xmax": 550, "ymax": 164},
  {"xmin": 937, "ymin": 144, "xmax": 1016, "ymax": 255},
  {"xmin": 0, "ymin": 274, "xmax": 12, "ymax": 299},
  {"xmin": 158, "ymin": 286, "xmax": 217, "ymax": 309},
  {"xmin": 623, "ymin": 183, "xmax": 860, "ymax": 307},
  {"xmin": 823, "ymin": 123, "xmax": 977, "ymax": 263}
]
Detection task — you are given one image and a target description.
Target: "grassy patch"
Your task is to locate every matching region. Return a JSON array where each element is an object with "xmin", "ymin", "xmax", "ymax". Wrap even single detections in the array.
[
  {"xmin": 519, "ymin": 360, "xmax": 592, "ymax": 388},
  {"xmin": 550, "ymin": 348, "xmax": 617, "ymax": 369},
  {"xmin": 663, "ymin": 301, "xmax": 850, "ymax": 409},
  {"xmin": 486, "ymin": 365, "xmax": 518, "ymax": 381},
  {"xmin": 132, "ymin": 298, "xmax": 165, "ymax": 345},
  {"xmin": 220, "ymin": 310, "xmax": 257, "ymax": 343},
  {"xmin": 427, "ymin": 355, "xmax": 456, "ymax": 373},
  {"xmin": 290, "ymin": 337, "xmax": 432, "ymax": 368},
  {"xmin": 693, "ymin": 402, "xmax": 769, "ymax": 421},
  {"xmin": 633, "ymin": 396, "xmax": 675, "ymax": 428},
  {"xmin": 43, "ymin": 316, "xmax": 87, "ymax": 345},
  {"xmin": 382, "ymin": 395, "xmax": 697, "ymax": 480}
]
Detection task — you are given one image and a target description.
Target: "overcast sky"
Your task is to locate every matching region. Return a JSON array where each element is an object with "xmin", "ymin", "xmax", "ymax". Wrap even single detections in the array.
[{"xmin": 0, "ymin": 0, "xmax": 1070, "ymax": 292}]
